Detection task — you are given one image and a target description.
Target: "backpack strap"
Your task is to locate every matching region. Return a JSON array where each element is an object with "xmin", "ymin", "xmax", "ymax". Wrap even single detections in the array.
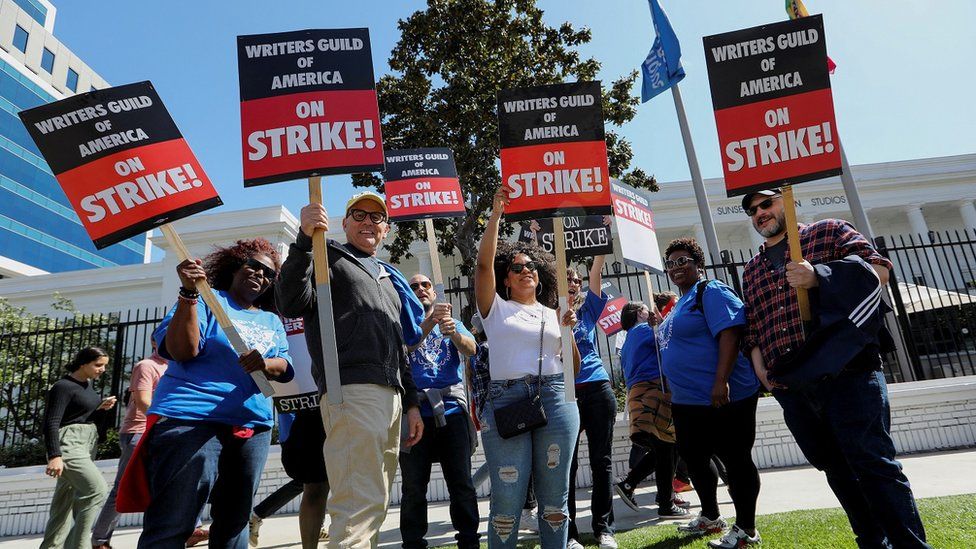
[{"xmin": 690, "ymin": 279, "xmax": 709, "ymax": 318}]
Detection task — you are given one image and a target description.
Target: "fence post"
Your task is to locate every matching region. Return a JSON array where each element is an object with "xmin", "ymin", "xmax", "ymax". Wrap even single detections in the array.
[
  {"xmin": 876, "ymin": 236, "xmax": 925, "ymax": 381},
  {"xmin": 721, "ymin": 249, "xmax": 743, "ymax": 297}
]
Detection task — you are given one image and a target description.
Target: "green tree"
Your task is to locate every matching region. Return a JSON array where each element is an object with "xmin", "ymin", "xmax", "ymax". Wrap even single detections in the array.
[{"xmin": 352, "ymin": 0, "xmax": 656, "ymax": 276}]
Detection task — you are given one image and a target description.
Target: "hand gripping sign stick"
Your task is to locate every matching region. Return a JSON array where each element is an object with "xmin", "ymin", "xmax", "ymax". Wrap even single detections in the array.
[
  {"xmin": 552, "ymin": 218, "xmax": 576, "ymax": 403},
  {"xmin": 160, "ymin": 224, "xmax": 274, "ymax": 397},
  {"xmin": 781, "ymin": 186, "xmax": 812, "ymax": 333},
  {"xmin": 308, "ymin": 177, "xmax": 344, "ymax": 405}
]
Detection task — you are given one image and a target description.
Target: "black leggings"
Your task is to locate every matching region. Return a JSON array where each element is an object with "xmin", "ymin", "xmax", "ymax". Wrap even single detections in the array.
[
  {"xmin": 624, "ymin": 435, "xmax": 677, "ymax": 508},
  {"xmin": 672, "ymin": 392, "xmax": 761, "ymax": 530}
]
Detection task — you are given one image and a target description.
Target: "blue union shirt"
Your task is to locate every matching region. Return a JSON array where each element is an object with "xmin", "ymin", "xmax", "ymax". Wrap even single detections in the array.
[
  {"xmin": 620, "ymin": 322, "xmax": 662, "ymax": 390},
  {"xmin": 656, "ymin": 280, "xmax": 759, "ymax": 406},
  {"xmin": 573, "ymin": 290, "xmax": 611, "ymax": 384},
  {"xmin": 151, "ymin": 289, "xmax": 294, "ymax": 429},
  {"xmin": 409, "ymin": 319, "xmax": 474, "ymax": 417}
]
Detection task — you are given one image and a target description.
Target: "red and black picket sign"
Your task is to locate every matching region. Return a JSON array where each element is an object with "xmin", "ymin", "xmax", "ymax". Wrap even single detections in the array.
[
  {"xmin": 596, "ymin": 282, "xmax": 628, "ymax": 336},
  {"xmin": 703, "ymin": 14, "xmax": 841, "ymax": 197},
  {"xmin": 18, "ymin": 81, "xmax": 222, "ymax": 249},
  {"xmin": 497, "ymin": 81, "xmax": 611, "ymax": 222},
  {"xmin": 383, "ymin": 148, "xmax": 465, "ymax": 221},
  {"xmin": 238, "ymin": 28, "xmax": 384, "ymax": 186}
]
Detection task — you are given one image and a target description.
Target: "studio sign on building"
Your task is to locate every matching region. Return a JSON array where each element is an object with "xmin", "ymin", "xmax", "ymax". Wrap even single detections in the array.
[{"xmin": 714, "ymin": 193, "xmax": 848, "ymax": 217}]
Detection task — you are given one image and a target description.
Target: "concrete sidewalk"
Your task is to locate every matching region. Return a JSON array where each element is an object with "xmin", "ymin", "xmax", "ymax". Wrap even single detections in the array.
[{"xmin": 3, "ymin": 449, "xmax": 972, "ymax": 548}]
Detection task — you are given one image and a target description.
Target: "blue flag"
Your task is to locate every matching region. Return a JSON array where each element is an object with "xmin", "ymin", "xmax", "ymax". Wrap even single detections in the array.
[{"xmin": 641, "ymin": 0, "xmax": 685, "ymax": 102}]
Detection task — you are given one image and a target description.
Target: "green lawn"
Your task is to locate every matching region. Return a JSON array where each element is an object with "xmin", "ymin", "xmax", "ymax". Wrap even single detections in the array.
[{"xmin": 439, "ymin": 493, "xmax": 975, "ymax": 548}]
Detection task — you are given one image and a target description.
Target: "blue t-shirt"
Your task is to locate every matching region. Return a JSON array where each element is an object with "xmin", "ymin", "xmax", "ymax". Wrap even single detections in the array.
[
  {"xmin": 278, "ymin": 411, "xmax": 295, "ymax": 443},
  {"xmin": 573, "ymin": 290, "xmax": 611, "ymax": 384},
  {"xmin": 150, "ymin": 289, "xmax": 294, "ymax": 428},
  {"xmin": 620, "ymin": 322, "xmax": 662, "ymax": 389},
  {"xmin": 656, "ymin": 280, "xmax": 759, "ymax": 406},
  {"xmin": 409, "ymin": 319, "xmax": 474, "ymax": 417}
]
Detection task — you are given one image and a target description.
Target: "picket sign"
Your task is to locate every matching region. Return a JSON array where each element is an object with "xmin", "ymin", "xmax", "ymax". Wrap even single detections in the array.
[
  {"xmin": 552, "ymin": 218, "xmax": 576, "ymax": 402},
  {"xmin": 780, "ymin": 186, "xmax": 811, "ymax": 325},
  {"xmin": 159, "ymin": 224, "xmax": 274, "ymax": 396},
  {"xmin": 307, "ymin": 177, "xmax": 344, "ymax": 405}
]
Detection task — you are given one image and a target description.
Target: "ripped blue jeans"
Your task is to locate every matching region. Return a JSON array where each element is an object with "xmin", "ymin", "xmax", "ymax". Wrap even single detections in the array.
[{"xmin": 480, "ymin": 374, "xmax": 580, "ymax": 548}]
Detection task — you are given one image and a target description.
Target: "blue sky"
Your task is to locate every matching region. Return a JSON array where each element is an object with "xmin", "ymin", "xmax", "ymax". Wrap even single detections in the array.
[{"xmin": 52, "ymin": 0, "xmax": 976, "ymax": 221}]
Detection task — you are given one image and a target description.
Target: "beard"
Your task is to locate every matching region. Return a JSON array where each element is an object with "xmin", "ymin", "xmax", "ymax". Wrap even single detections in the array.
[{"xmin": 756, "ymin": 211, "xmax": 786, "ymax": 238}]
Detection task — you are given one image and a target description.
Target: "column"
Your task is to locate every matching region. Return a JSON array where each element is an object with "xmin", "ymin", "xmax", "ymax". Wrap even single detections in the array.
[
  {"xmin": 959, "ymin": 200, "xmax": 976, "ymax": 234},
  {"xmin": 693, "ymin": 223, "xmax": 710, "ymax": 260},
  {"xmin": 904, "ymin": 204, "xmax": 943, "ymax": 287}
]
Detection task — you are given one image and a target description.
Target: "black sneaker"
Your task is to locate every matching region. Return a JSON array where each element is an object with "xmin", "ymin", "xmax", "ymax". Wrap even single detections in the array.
[
  {"xmin": 658, "ymin": 504, "xmax": 691, "ymax": 518},
  {"xmin": 615, "ymin": 481, "xmax": 640, "ymax": 512}
]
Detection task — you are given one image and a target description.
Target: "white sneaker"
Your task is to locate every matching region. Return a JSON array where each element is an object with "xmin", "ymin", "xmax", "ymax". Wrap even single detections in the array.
[
  {"xmin": 519, "ymin": 508, "xmax": 539, "ymax": 533},
  {"xmin": 598, "ymin": 532, "xmax": 619, "ymax": 549},
  {"xmin": 676, "ymin": 512, "xmax": 727, "ymax": 536},
  {"xmin": 248, "ymin": 513, "xmax": 262, "ymax": 547},
  {"xmin": 567, "ymin": 539, "xmax": 585, "ymax": 549},
  {"xmin": 708, "ymin": 524, "xmax": 761, "ymax": 548}
]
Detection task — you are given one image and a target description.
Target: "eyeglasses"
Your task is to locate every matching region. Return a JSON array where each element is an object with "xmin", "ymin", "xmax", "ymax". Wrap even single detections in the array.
[
  {"xmin": 664, "ymin": 256, "xmax": 696, "ymax": 270},
  {"xmin": 509, "ymin": 261, "xmax": 538, "ymax": 274},
  {"xmin": 409, "ymin": 280, "xmax": 433, "ymax": 291},
  {"xmin": 567, "ymin": 277, "xmax": 582, "ymax": 285},
  {"xmin": 347, "ymin": 208, "xmax": 387, "ymax": 224},
  {"xmin": 745, "ymin": 196, "xmax": 781, "ymax": 217},
  {"xmin": 245, "ymin": 258, "xmax": 277, "ymax": 280}
]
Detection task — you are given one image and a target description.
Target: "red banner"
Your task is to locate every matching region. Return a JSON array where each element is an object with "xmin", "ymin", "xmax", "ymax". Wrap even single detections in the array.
[{"xmin": 57, "ymin": 139, "xmax": 218, "ymax": 245}]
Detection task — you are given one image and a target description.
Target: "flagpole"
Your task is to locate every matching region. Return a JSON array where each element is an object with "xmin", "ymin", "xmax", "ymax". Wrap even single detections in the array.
[
  {"xmin": 670, "ymin": 83, "xmax": 722, "ymax": 263},
  {"xmin": 838, "ymin": 141, "xmax": 873, "ymax": 238}
]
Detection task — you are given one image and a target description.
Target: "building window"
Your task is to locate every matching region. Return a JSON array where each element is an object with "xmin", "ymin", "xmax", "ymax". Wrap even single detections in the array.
[
  {"xmin": 41, "ymin": 47, "xmax": 54, "ymax": 73},
  {"xmin": 66, "ymin": 68, "xmax": 79, "ymax": 92},
  {"xmin": 13, "ymin": 25, "xmax": 28, "ymax": 53}
]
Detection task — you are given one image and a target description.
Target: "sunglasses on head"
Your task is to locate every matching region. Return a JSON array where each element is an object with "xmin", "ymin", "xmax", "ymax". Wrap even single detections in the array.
[
  {"xmin": 745, "ymin": 196, "xmax": 781, "ymax": 217},
  {"xmin": 409, "ymin": 280, "xmax": 433, "ymax": 291},
  {"xmin": 347, "ymin": 208, "xmax": 387, "ymax": 224},
  {"xmin": 664, "ymin": 256, "xmax": 696, "ymax": 270},
  {"xmin": 245, "ymin": 258, "xmax": 277, "ymax": 280},
  {"xmin": 509, "ymin": 261, "xmax": 538, "ymax": 274}
]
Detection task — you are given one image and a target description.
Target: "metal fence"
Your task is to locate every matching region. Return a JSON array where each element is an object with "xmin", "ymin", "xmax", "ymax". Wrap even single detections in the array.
[
  {"xmin": 0, "ymin": 307, "xmax": 164, "ymax": 449},
  {"xmin": 443, "ymin": 229, "xmax": 976, "ymax": 387}
]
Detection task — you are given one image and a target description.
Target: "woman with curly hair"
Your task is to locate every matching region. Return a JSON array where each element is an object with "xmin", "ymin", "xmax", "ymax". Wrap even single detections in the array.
[
  {"xmin": 474, "ymin": 187, "xmax": 581, "ymax": 548},
  {"xmin": 137, "ymin": 238, "xmax": 294, "ymax": 549},
  {"xmin": 656, "ymin": 237, "xmax": 761, "ymax": 548}
]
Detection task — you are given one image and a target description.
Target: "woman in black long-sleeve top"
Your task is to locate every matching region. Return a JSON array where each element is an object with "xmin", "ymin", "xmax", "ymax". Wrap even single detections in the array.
[{"xmin": 40, "ymin": 347, "xmax": 116, "ymax": 549}]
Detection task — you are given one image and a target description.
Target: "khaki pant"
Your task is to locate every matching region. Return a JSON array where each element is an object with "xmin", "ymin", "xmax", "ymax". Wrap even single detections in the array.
[
  {"xmin": 320, "ymin": 384, "xmax": 402, "ymax": 549},
  {"xmin": 40, "ymin": 423, "xmax": 108, "ymax": 549}
]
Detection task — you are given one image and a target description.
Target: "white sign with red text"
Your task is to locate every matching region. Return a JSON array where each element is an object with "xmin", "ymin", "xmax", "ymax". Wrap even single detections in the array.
[{"xmin": 611, "ymin": 179, "xmax": 664, "ymax": 274}]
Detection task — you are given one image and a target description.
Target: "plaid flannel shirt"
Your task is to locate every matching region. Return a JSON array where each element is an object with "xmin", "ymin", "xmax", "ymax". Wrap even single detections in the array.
[
  {"xmin": 743, "ymin": 219, "xmax": 893, "ymax": 372},
  {"xmin": 469, "ymin": 342, "xmax": 492, "ymax": 418}
]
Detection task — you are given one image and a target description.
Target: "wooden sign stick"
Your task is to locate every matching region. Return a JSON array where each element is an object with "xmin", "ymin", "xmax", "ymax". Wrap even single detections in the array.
[
  {"xmin": 552, "ymin": 217, "xmax": 576, "ymax": 403},
  {"xmin": 424, "ymin": 218, "xmax": 445, "ymax": 297},
  {"xmin": 308, "ymin": 177, "xmax": 344, "ymax": 404},
  {"xmin": 781, "ymin": 185, "xmax": 812, "ymax": 331},
  {"xmin": 160, "ymin": 224, "xmax": 274, "ymax": 396}
]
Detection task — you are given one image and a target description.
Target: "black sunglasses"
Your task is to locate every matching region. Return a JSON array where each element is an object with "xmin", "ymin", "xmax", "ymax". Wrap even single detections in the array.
[
  {"xmin": 347, "ymin": 208, "xmax": 387, "ymax": 224},
  {"xmin": 509, "ymin": 261, "xmax": 538, "ymax": 274},
  {"xmin": 745, "ymin": 196, "xmax": 781, "ymax": 217},
  {"xmin": 409, "ymin": 280, "xmax": 433, "ymax": 291},
  {"xmin": 245, "ymin": 258, "xmax": 277, "ymax": 280},
  {"xmin": 664, "ymin": 256, "xmax": 696, "ymax": 271}
]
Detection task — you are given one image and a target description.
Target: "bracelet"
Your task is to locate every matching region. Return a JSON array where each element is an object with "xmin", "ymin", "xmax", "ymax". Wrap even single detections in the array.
[
  {"xmin": 179, "ymin": 287, "xmax": 200, "ymax": 299},
  {"xmin": 177, "ymin": 294, "xmax": 199, "ymax": 305}
]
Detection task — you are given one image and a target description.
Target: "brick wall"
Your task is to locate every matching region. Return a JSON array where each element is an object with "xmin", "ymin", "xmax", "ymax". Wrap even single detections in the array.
[{"xmin": 2, "ymin": 376, "xmax": 974, "ymax": 537}]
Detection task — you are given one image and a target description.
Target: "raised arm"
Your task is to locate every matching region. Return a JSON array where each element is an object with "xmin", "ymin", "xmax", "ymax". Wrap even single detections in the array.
[
  {"xmin": 163, "ymin": 259, "xmax": 205, "ymax": 362},
  {"xmin": 589, "ymin": 254, "xmax": 606, "ymax": 295},
  {"xmin": 475, "ymin": 187, "xmax": 510, "ymax": 318}
]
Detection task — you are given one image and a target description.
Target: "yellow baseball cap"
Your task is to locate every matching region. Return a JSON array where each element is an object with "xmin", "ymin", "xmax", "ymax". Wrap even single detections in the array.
[{"xmin": 345, "ymin": 190, "xmax": 388, "ymax": 216}]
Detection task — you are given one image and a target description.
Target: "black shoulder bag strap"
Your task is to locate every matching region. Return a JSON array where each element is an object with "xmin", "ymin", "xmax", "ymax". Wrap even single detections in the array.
[{"xmin": 533, "ymin": 313, "xmax": 545, "ymax": 400}]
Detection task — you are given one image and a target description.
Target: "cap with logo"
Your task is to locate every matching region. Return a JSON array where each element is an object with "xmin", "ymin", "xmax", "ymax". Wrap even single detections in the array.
[{"xmin": 345, "ymin": 191, "xmax": 388, "ymax": 216}]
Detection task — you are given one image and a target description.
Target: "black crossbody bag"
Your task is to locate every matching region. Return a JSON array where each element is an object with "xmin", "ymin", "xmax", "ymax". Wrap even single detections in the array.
[{"xmin": 493, "ymin": 317, "xmax": 548, "ymax": 439}]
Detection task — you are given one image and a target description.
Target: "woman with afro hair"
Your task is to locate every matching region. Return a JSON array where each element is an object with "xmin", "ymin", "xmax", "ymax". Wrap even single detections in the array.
[
  {"xmin": 474, "ymin": 186, "xmax": 581, "ymax": 548},
  {"xmin": 137, "ymin": 238, "xmax": 294, "ymax": 549}
]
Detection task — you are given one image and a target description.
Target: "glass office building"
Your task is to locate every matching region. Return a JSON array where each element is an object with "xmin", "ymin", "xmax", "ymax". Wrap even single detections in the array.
[{"xmin": 0, "ymin": 0, "xmax": 146, "ymax": 276}]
